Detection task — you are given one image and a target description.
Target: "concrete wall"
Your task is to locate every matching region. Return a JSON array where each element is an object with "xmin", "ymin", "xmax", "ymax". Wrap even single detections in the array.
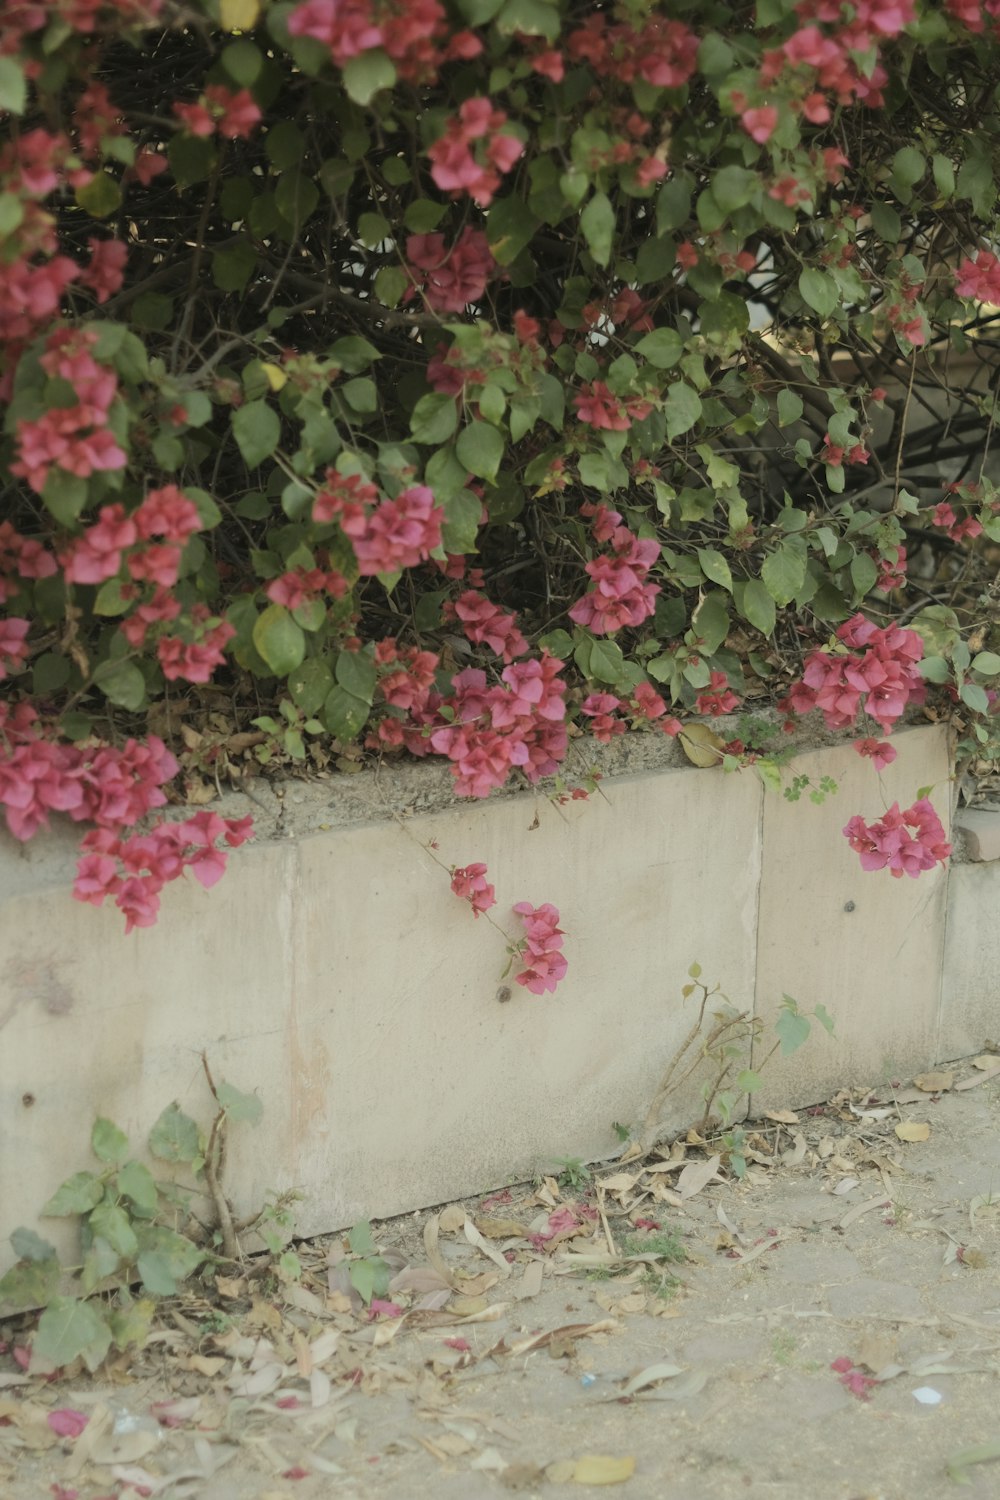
[{"xmin": 0, "ymin": 723, "xmax": 973, "ymax": 1273}]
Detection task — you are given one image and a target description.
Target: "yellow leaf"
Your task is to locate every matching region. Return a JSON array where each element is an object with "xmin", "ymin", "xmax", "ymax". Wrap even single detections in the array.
[
  {"xmin": 260, "ymin": 360, "xmax": 287, "ymax": 391},
  {"xmin": 913, "ymin": 1070, "xmax": 953, "ymax": 1092},
  {"xmin": 220, "ymin": 0, "xmax": 260, "ymax": 29},
  {"xmin": 894, "ymin": 1121, "xmax": 931, "ymax": 1142},
  {"xmin": 572, "ymin": 1455, "xmax": 636, "ymax": 1485},
  {"xmin": 678, "ymin": 722, "xmax": 724, "ymax": 767}
]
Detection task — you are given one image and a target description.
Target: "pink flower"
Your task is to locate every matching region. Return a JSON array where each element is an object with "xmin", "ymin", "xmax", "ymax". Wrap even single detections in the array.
[
  {"xmin": 853, "ymin": 737, "xmax": 897, "ymax": 770},
  {"xmin": 843, "ymin": 797, "xmax": 951, "ymax": 879},
  {"xmin": 405, "ymin": 228, "xmax": 496, "ymax": 313},
  {"xmin": 831, "ymin": 1356, "xmax": 877, "ymax": 1401},
  {"xmin": 449, "ymin": 590, "xmax": 528, "ymax": 662},
  {"xmin": 136, "ymin": 485, "xmax": 202, "ymax": 542},
  {"xmin": 451, "ymin": 862, "xmax": 496, "ymax": 917},
  {"xmin": 581, "ymin": 692, "xmax": 625, "ymax": 742},
  {"xmin": 205, "ymin": 85, "xmax": 261, "ymax": 139},
  {"xmin": 694, "ymin": 671, "xmax": 740, "ymax": 717},
  {"xmin": 513, "ymin": 901, "xmax": 567, "ymax": 995},
  {"xmin": 80, "ymin": 237, "xmax": 127, "ymax": 302},
  {"xmin": 0, "ymin": 618, "xmax": 30, "ymax": 680},
  {"xmin": 741, "ymin": 105, "xmax": 778, "ymax": 143},
  {"xmin": 352, "ymin": 485, "xmax": 444, "ymax": 575},
  {"xmin": 47, "ymin": 1410, "xmax": 89, "ymax": 1440}
]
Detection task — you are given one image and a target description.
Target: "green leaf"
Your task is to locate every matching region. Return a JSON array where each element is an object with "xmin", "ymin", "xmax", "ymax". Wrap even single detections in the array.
[
  {"xmin": 136, "ymin": 1229, "xmax": 205, "ymax": 1296},
  {"xmin": 0, "ymin": 1255, "xmax": 61, "ymax": 1313},
  {"xmin": 167, "ymin": 133, "xmax": 217, "ymax": 190},
  {"xmin": 10, "ymin": 1228, "xmax": 57, "ymax": 1263},
  {"xmin": 275, "ymin": 170, "xmax": 319, "ymax": 228},
  {"xmin": 89, "ymin": 1201, "xmax": 139, "ymax": 1260},
  {"xmin": 221, "ymin": 38, "xmax": 263, "ymax": 85},
  {"xmin": 108, "ymin": 1297, "xmax": 155, "ymax": 1351},
  {"xmin": 349, "ymin": 1219, "xmax": 376, "ymax": 1257},
  {"xmin": 456, "ymin": 421, "xmax": 503, "ymax": 481},
  {"xmin": 776, "ymin": 389, "xmax": 803, "ymax": 427},
  {"xmin": 850, "ymin": 551, "xmax": 879, "ymax": 597},
  {"xmin": 690, "ymin": 592, "xmax": 729, "ymax": 655},
  {"xmin": 960, "ymin": 681, "xmax": 990, "ymax": 713},
  {"xmin": 664, "ymin": 383, "xmax": 702, "ymax": 440},
  {"xmin": 342, "ymin": 49, "xmax": 396, "ymax": 104},
  {"xmin": 580, "ymin": 191, "xmax": 615, "ymax": 267},
  {"xmin": 635, "ymin": 327, "xmax": 684, "ymax": 369},
  {"xmin": 43, "ymin": 1172, "xmax": 104, "ymax": 1218},
  {"xmin": 870, "ymin": 199, "xmax": 902, "ymax": 242},
  {"xmin": 335, "ymin": 648, "xmax": 376, "ymax": 704},
  {"xmin": 711, "ymin": 165, "xmax": 757, "ymax": 213},
  {"xmin": 233, "ymin": 400, "xmax": 280, "ymax": 468},
  {"xmin": 148, "ymin": 1103, "xmax": 201, "ymax": 1165},
  {"xmin": 919, "ymin": 655, "xmax": 951, "ymax": 684},
  {"xmin": 0, "ymin": 56, "xmax": 26, "ymax": 114},
  {"xmin": 117, "ymin": 1161, "xmax": 159, "ymax": 1218},
  {"xmin": 410, "ymin": 392, "xmax": 458, "ymax": 445},
  {"xmin": 762, "ymin": 544, "xmax": 807, "ymax": 607},
  {"xmin": 213, "ymin": 242, "xmax": 258, "ymax": 293},
  {"xmin": 92, "ymin": 1118, "xmax": 129, "ymax": 1164},
  {"xmin": 775, "ymin": 1005, "xmax": 811, "ymax": 1056},
  {"xmin": 253, "ymin": 604, "xmax": 306, "ymax": 676},
  {"xmin": 487, "ymin": 195, "xmax": 539, "ymax": 266},
  {"xmin": 972, "ymin": 651, "xmax": 1000, "ymax": 676},
  {"xmin": 92, "ymin": 659, "xmax": 146, "ymax": 712},
  {"xmin": 342, "ymin": 376, "xmax": 377, "ymax": 413},
  {"xmin": 75, "ymin": 172, "xmax": 122, "ymax": 219},
  {"xmin": 814, "ymin": 1003, "xmax": 835, "ymax": 1036},
  {"xmin": 350, "ymin": 1257, "xmax": 377, "ymax": 1304},
  {"xmin": 798, "ymin": 268, "xmax": 838, "ymax": 318},
  {"xmin": 589, "ymin": 640, "xmax": 625, "ymax": 685},
  {"xmin": 289, "ymin": 660, "xmax": 334, "ymax": 715},
  {"xmin": 42, "ymin": 470, "xmax": 88, "ymax": 527},
  {"xmin": 740, "ymin": 579, "xmax": 776, "ymax": 636},
  {"xmin": 697, "ymin": 548, "xmax": 732, "ymax": 592},
  {"xmin": 330, "ymin": 335, "xmax": 380, "ymax": 372},
  {"xmin": 217, "ymin": 1081, "xmax": 263, "ymax": 1125},
  {"xmin": 931, "ymin": 153, "xmax": 955, "ymax": 199},
  {"xmin": 323, "ymin": 684, "xmax": 369, "ymax": 741},
  {"xmin": 33, "ymin": 1297, "xmax": 112, "ymax": 1373},
  {"xmin": 442, "ymin": 489, "xmax": 482, "ymax": 553},
  {"xmin": 495, "ymin": 0, "xmax": 561, "ymax": 40}
]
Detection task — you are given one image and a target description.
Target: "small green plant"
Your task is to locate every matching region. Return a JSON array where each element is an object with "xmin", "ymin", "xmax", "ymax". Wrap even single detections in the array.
[
  {"xmin": 0, "ymin": 1069, "xmax": 287, "ymax": 1372},
  {"xmin": 550, "ymin": 1156, "xmax": 591, "ymax": 1191},
  {"xmin": 611, "ymin": 1121, "xmax": 632, "ymax": 1144},
  {"xmin": 346, "ymin": 1220, "xmax": 390, "ymax": 1305},
  {"xmin": 621, "ymin": 1229, "xmax": 685, "ymax": 1263},
  {"xmin": 633, "ymin": 965, "xmax": 834, "ymax": 1159},
  {"xmin": 771, "ymin": 1329, "xmax": 797, "ymax": 1366},
  {"xmin": 783, "ymin": 772, "xmax": 839, "ymax": 805},
  {"xmin": 639, "ymin": 1268, "xmax": 681, "ymax": 1302}
]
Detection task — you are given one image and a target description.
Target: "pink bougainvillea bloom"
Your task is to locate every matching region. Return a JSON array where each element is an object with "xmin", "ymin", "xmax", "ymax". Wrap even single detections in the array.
[
  {"xmin": 47, "ymin": 1410, "xmax": 89, "ymax": 1439},
  {"xmin": 741, "ymin": 105, "xmax": 779, "ymax": 142},
  {"xmin": 853, "ymin": 737, "xmax": 897, "ymax": 770},
  {"xmin": 513, "ymin": 900, "xmax": 567, "ymax": 995},
  {"xmin": 450, "ymin": 862, "xmax": 496, "ymax": 917},
  {"xmin": 831, "ymin": 1356, "xmax": 877, "ymax": 1401}
]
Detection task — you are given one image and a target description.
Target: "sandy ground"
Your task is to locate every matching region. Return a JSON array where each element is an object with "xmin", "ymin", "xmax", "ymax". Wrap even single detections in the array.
[{"xmin": 4, "ymin": 1063, "xmax": 1000, "ymax": 1500}]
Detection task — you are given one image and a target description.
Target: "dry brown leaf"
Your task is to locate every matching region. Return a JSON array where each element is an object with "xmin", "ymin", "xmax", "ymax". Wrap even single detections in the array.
[
  {"xmin": 572, "ymin": 1454, "xmax": 636, "ymax": 1485},
  {"xmin": 423, "ymin": 1213, "xmax": 458, "ymax": 1289},
  {"xmin": 186, "ymin": 1354, "xmax": 227, "ymax": 1377},
  {"xmin": 597, "ymin": 1173, "xmax": 640, "ymax": 1195},
  {"xmin": 679, "ymin": 722, "xmax": 724, "ymax": 767},
  {"xmin": 501, "ymin": 1462, "xmax": 548, "ymax": 1490},
  {"xmin": 514, "ymin": 1260, "xmax": 544, "ymax": 1299},
  {"xmin": 464, "ymin": 1219, "xmax": 513, "ymax": 1272},
  {"xmin": 913, "ymin": 1071, "xmax": 954, "ymax": 1093},
  {"xmin": 895, "ymin": 1121, "xmax": 931, "ymax": 1142},
  {"xmin": 439, "ymin": 1204, "xmax": 467, "ymax": 1233},
  {"xmin": 677, "ymin": 1153, "xmax": 722, "ymax": 1200},
  {"xmin": 838, "ymin": 1196, "xmax": 892, "ymax": 1229},
  {"xmin": 956, "ymin": 1065, "xmax": 1000, "ymax": 1090},
  {"xmin": 508, "ymin": 1319, "xmax": 616, "ymax": 1358},
  {"xmin": 473, "ymin": 1217, "xmax": 533, "ymax": 1239},
  {"xmin": 972, "ymin": 1054, "xmax": 1000, "ymax": 1069},
  {"xmin": 215, "ymin": 1275, "xmax": 246, "ymax": 1299},
  {"xmin": 855, "ymin": 1330, "xmax": 897, "ymax": 1374},
  {"xmin": 547, "ymin": 1459, "xmax": 578, "ymax": 1483},
  {"xmin": 763, "ymin": 1109, "xmax": 800, "ymax": 1124}
]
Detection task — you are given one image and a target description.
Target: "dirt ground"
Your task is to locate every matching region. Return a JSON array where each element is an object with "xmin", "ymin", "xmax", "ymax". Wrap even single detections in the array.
[{"xmin": 5, "ymin": 1059, "xmax": 1000, "ymax": 1500}]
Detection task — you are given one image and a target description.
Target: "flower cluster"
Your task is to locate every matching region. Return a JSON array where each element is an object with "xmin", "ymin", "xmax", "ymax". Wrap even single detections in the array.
[
  {"xmin": 566, "ymin": 14, "xmax": 699, "ymax": 89},
  {"xmin": 173, "ymin": 86, "xmax": 261, "ymax": 140},
  {"xmin": 75, "ymin": 810, "xmax": 253, "ymax": 933},
  {"xmin": 930, "ymin": 501, "xmax": 983, "ymax": 543},
  {"xmin": 427, "ymin": 98, "xmax": 523, "ymax": 207},
  {"xmin": 445, "ymin": 590, "xmax": 528, "ymax": 663},
  {"xmin": 0, "ymin": 706, "xmax": 177, "ymax": 844},
  {"xmin": 782, "ymin": 613, "xmax": 925, "ymax": 734},
  {"xmin": 569, "ymin": 519, "xmax": 660, "ymax": 636},
  {"xmin": 287, "ymin": 0, "xmax": 480, "ymax": 83},
  {"xmin": 512, "ymin": 901, "xmax": 567, "ymax": 995},
  {"xmin": 11, "ymin": 328, "xmax": 127, "ymax": 495},
  {"xmin": 580, "ymin": 692, "xmax": 625, "ymax": 742},
  {"xmin": 574, "ymin": 380, "xmax": 653, "ymax": 431},
  {"xmin": 843, "ymin": 798, "xmax": 951, "ymax": 879},
  {"xmin": 405, "ymin": 229, "xmax": 496, "ymax": 314},
  {"xmin": 450, "ymin": 862, "xmax": 496, "ymax": 917},
  {"xmin": 953, "ymin": 249, "xmax": 1000, "ymax": 303},
  {"xmin": 694, "ymin": 671, "xmax": 740, "ymax": 717},
  {"xmin": 313, "ymin": 475, "xmax": 444, "ymax": 575},
  {"xmin": 426, "ymin": 658, "xmax": 568, "ymax": 798}
]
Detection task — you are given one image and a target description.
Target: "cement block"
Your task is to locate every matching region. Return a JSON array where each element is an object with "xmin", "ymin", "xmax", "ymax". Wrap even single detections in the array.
[
  {"xmin": 0, "ymin": 759, "xmax": 763, "ymax": 1270},
  {"xmin": 940, "ymin": 861, "xmax": 1000, "ymax": 1059},
  {"xmin": 751, "ymin": 725, "xmax": 952, "ymax": 1106},
  {"xmin": 954, "ymin": 808, "xmax": 1000, "ymax": 862}
]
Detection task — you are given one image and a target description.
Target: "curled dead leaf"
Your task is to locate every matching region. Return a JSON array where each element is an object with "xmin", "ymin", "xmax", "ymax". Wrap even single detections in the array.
[
  {"xmin": 913, "ymin": 1071, "xmax": 953, "ymax": 1093},
  {"xmin": 678, "ymin": 722, "xmax": 724, "ymax": 768},
  {"xmin": 763, "ymin": 1109, "xmax": 800, "ymax": 1124},
  {"xmin": 894, "ymin": 1121, "xmax": 931, "ymax": 1142},
  {"xmin": 572, "ymin": 1454, "xmax": 636, "ymax": 1485}
]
